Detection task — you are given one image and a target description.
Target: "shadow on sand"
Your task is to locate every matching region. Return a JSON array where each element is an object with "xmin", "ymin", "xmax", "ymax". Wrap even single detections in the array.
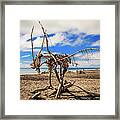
[{"xmin": 29, "ymin": 85, "xmax": 100, "ymax": 100}]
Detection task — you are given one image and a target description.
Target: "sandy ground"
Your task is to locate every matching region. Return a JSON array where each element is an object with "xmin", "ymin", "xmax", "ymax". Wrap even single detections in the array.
[{"xmin": 20, "ymin": 70, "xmax": 100, "ymax": 100}]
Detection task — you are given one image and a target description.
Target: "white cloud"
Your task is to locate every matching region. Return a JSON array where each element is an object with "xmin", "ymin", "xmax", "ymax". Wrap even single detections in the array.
[
  {"xmin": 48, "ymin": 33, "xmax": 64, "ymax": 46},
  {"xmin": 20, "ymin": 32, "xmax": 65, "ymax": 51},
  {"xmin": 91, "ymin": 40, "xmax": 100, "ymax": 46},
  {"xmin": 20, "ymin": 20, "xmax": 100, "ymax": 51},
  {"xmin": 20, "ymin": 20, "xmax": 100, "ymax": 34},
  {"xmin": 21, "ymin": 54, "xmax": 31, "ymax": 58}
]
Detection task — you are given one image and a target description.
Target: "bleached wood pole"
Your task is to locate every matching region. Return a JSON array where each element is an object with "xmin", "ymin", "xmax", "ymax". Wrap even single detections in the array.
[
  {"xmin": 55, "ymin": 65, "xmax": 64, "ymax": 98},
  {"xmin": 30, "ymin": 26, "xmax": 34, "ymax": 62},
  {"xmin": 38, "ymin": 21, "xmax": 50, "ymax": 53},
  {"xmin": 48, "ymin": 67, "xmax": 52, "ymax": 87}
]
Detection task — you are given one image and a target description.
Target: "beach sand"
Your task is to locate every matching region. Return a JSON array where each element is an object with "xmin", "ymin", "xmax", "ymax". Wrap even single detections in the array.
[{"xmin": 20, "ymin": 70, "xmax": 100, "ymax": 100}]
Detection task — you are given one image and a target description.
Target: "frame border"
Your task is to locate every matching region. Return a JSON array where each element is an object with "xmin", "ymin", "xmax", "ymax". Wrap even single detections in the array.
[{"xmin": 0, "ymin": 0, "xmax": 119, "ymax": 119}]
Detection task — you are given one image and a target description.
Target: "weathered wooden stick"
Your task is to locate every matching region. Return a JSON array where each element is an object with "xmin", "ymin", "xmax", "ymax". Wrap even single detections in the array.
[
  {"xmin": 54, "ymin": 68, "xmax": 61, "ymax": 83},
  {"xmin": 38, "ymin": 21, "xmax": 50, "ymax": 53},
  {"xmin": 31, "ymin": 91, "xmax": 41, "ymax": 99},
  {"xmin": 55, "ymin": 83, "xmax": 62, "ymax": 99},
  {"xmin": 48, "ymin": 68, "xmax": 52, "ymax": 87},
  {"xmin": 30, "ymin": 26, "xmax": 34, "ymax": 62},
  {"xmin": 54, "ymin": 48, "xmax": 100, "ymax": 63},
  {"xmin": 55, "ymin": 66, "xmax": 64, "ymax": 99},
  {"xmin": 63, "ymin": 80, "xmax": 75, "ymax": 90}
]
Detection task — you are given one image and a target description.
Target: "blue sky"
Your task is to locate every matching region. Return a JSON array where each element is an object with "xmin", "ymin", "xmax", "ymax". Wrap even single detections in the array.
[{"xmin": 20, "ymin": 20, "xmax": 100, "ymax": 70}]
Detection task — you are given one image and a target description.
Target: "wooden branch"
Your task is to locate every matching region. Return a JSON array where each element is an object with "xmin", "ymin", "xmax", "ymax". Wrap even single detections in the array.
[
  {"xmin": 38, "ymin": 21, "xmax": 50, "ymax": 53},
  {"xmin": 30, "ymin": 26, "xmax": 34, "ymax": 61},
  {"xmin": 55, "ymin": 66, "xmax": 64, "ymax": 99},
  {"xmin": 54, "ymin": 68, "xmax": 61, "ymax": 83},
  {"xmin": 48, "ymin": 69, "xmax": 52, "ymax": 87},
  {"xmin": 31, "ymin": 91, "xmax": 41, "ymax": 99},
  {"xmin": 55, "ymin": 48, "xmax": 100, "ymax": 63},
  {"xmin": 63, "ymin": 80, "xmax": 75, "ymax": 90}
]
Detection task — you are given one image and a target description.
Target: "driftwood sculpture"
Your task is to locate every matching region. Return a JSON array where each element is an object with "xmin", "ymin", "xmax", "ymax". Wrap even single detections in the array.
[{"xmin": 29, "ymin": 21, "xmax": 99, "ymax": 99}]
